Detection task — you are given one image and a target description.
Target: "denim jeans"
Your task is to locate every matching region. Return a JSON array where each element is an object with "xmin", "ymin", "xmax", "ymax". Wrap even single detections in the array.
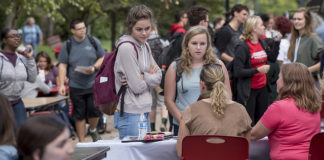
[
  {"xmin": 173, "ymin": 124, "xmax": 179, "ymax": 136},
  {"xmin": 12, "ymin": 99, "xmax": 27, "ymax": 128},
  {"xmin": 0, "ymin": 145, "xmax": 18, "ymax": 160},
  {"xmin": 114, "ymin": 111, "xmax": 150, "ymax": 140}
]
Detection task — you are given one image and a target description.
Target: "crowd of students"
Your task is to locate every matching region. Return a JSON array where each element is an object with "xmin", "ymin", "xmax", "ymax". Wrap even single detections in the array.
[{"xmin": 0, "ymin": 3, "xmax": 323, "ymax": 160}]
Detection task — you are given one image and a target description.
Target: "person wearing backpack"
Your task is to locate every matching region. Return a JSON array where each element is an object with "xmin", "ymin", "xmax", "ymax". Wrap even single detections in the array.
[
  {"xmin": 165, "ymin": 6, "xmax": 232, "ymax": 136},
  {"xmin": 147, "ymin": 23, "xmax": 169, "ymax": 132},
  {"xmin": 114, "ymin": 5, "xmax": 162, "ymax": 140},
  {"xmin": 170, "ymin": 10, "xmax": 188, "ymax": 35},
  {"xmin": 57, "ymin": 19, "xmax": 106, "ymax": 142}
]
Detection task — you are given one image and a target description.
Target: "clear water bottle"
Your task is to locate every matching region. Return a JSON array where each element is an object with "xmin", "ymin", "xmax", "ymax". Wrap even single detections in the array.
[{"xmin": 138, "ymin": 113, "xmax": 148, "ymax": 140}]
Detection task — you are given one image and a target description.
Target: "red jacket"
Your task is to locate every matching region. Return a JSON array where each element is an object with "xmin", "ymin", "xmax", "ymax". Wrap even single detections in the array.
[{"xmin": 170, "ymin": 24, "xmax": 186, "ymax": 34}]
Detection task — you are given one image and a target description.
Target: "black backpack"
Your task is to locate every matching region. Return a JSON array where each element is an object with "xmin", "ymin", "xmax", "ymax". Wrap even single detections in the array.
[
  {"xmin": 157, "ymin": 32, "xmax": 184, "ymax": 90},
  {"xmin": 147, "ymin": 37, "xmax": 163, "ymax": 62}
]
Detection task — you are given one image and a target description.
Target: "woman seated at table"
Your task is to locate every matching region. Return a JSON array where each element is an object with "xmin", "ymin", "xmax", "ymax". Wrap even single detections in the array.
[
  {"xmin": 17, "ymin": 115, "xmax": 74, "ymax": 160},
  {"xmin": 251, "ymin": 63, "xmax": 321, "ymax": 160},
  {"xmin": 0, "ymin": 93, "xmax": 18, "ymax": 160},
  {"xmin": 176, "ymin": 63, "xmax": 252, "ymax": 157},
  {"xmin": 36, "ymin": 51, "xmax": 59, "ymax": 86}
]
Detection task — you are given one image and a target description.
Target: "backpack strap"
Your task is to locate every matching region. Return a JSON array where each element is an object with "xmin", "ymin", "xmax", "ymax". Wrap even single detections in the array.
[
  {"xmin": 117, "ymin": 85, "xmax": 127, "ymax": 117},
  {"xmin": 116, "ymin": 41, "xmax": 139, "ymax": 59},
  {"xmin": 87, "ymin": 35, "xmax": 98, "ymax": 52},
  {"xmin": 66, "ymin": 38, "xmax": 72, "ymax": 55}
]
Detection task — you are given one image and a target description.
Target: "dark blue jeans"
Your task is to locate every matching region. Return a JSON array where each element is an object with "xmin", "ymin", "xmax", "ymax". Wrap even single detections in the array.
[
  {"xmin": 12, "ymin": 99, "xmax": 27, "ymax": 127},
  {"xmin": 173, "ymin": 124, "xmax": 179, "ymax": 136}
]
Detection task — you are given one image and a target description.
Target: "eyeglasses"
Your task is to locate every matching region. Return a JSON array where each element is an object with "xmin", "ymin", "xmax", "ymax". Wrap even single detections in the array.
[
  {"xmin": 74, "ymin": 26, "xmax": 86, "ymax": 31},
  {"xmin": 7, "ymin": 34, "xmax": 21, "ymax": 39}
]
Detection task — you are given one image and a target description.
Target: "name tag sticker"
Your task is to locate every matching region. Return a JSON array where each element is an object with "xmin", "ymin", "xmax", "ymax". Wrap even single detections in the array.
[{"xmin": 100, "ymin": 77, "xmax": 108, "ymax": 83}]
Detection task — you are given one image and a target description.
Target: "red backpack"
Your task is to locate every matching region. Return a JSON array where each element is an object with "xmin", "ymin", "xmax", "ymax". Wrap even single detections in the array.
[{"xmin": 93, "ymin": 41, "xmax": 138, "ymax": 116}]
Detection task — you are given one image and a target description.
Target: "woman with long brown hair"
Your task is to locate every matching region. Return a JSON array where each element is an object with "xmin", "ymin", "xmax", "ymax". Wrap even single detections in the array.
[
  {"xmin": 0, "ymin": 93, "xmax": 18, "ymax": 160},
  {"xmin": 251, "ymin": 63, "xmax": 321, "ymax": 160},
  {"xmin": 287, "ymin": 8, "xmax": 323, "ymax": 88}
]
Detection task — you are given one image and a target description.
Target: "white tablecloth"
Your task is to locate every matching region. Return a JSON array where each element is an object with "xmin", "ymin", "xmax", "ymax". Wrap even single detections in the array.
[
  {"xmin": 77, "ymin": 138, "xmax": 180, "ymax": 160},
  {"xmin": 77, "ymin": 137, "xmax": 272, "ymax": 160}
]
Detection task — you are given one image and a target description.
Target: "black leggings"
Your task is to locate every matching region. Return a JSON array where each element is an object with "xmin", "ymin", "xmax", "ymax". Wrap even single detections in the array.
[{"xmin": 246, "ymin": 86, "xmax": 268, "ymax": 126}]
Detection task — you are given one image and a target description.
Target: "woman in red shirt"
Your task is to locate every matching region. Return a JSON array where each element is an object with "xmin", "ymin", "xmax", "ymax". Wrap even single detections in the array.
[
  {"xmin": 251, "ymin": 63, "xmax": 321, "ymax": 160},
  {"xmin": 233, "ymin": 16, "xmax": 280, "ymax": 125}
]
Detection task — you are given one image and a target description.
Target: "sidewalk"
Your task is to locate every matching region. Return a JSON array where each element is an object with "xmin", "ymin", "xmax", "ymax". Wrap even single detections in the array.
[{"xmin": 71, "ymin": 109, "xmax": 170, "ymax": 145}]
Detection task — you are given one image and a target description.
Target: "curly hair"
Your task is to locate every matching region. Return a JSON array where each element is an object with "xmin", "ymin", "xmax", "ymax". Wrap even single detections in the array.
[
  {"xmin": 177, "ymin": 26, "xmax": 218, "ymax": 76},
  {"xmin": 125, "ymin": 5, "xmax": 153, "ymax": 34},
  {"xmin": 275, "ymin": 16, "xmax": 291, "ymax": 37},
  {"xmin": 278, "ymin": 63, "xmax": 321, "ymax": 113},
  {"xmin": 200, "ymin": 63, "xmax": 228, "ymax": 116},
  {"xmin": 240, "ymin": 16, "xmax": 261, "ymax": 41}
]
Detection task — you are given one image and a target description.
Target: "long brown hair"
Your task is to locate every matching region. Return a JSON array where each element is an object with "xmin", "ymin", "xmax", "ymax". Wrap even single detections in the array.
[
  {"xmin": 278, "ymin": 63, "xmax": 321, "ymax": 113},
  {"xmin": 287, "ymin": 8, "xmax": 315, "ymax": 61},
  {"xmin": 200, "ymin": 63, "xmax": 228, "ymax": 116},
  {"xmin": 36, "ymin": 51, "xmax": 54, "ymax": 71},
  {"xmin": 0, "ymin": 93, "xmax": 16, "ymax": 146},
  {"xmin": 177, "ymin": 26, "xmax": 218, "ymax": 76}
]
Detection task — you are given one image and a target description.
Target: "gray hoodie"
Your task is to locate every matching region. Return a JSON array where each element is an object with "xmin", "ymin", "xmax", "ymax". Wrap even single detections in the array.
[
  {"xmin": 0, "ymin": 52, "xmax": 37, "ymax": 101},
  {"xmin": 114, "ymin": 35, "xmax": 162, "ymax": 114}
]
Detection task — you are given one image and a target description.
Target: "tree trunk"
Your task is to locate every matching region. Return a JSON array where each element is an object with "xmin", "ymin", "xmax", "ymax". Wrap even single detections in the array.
[
  {"xmin": 4, "ymin": 12, "xmax": 15, "ymax": 28},
  {"xmin": 87, "ymin": 24, "xmax": 92, "ymax": 35},
  {"xmin": 47, "ymin": 19, "xmax": 54, "ymax": 38},
  {"xmin": 110, "ymin": 11, "xmax": 116, "ymax": 50}
]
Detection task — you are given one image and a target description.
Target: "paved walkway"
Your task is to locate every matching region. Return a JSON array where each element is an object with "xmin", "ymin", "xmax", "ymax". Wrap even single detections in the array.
[{"xmin": 71, "ymin": 109, "xmax": 170, "ymax": 145}]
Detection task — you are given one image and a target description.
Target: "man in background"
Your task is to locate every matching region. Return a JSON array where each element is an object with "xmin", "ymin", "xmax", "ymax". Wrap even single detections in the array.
[{"xmin": 22, "ymin": 17, "xmax": 43, "ymax": 57}]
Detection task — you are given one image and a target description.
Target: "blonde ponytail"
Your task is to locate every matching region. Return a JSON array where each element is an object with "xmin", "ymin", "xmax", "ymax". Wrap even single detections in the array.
[
  {"xmin": 200, "ymin": 63, "xmax": 228, "ymax": 116},
  {"xmin": 210, "ymin": 81, "xmax": 227, "ymax": 116}
]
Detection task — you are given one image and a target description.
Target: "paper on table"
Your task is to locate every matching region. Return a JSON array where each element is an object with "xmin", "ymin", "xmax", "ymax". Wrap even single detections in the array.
[{"xmin": 75, "ymin": 66, "xmax": 93, "ymax": 75}]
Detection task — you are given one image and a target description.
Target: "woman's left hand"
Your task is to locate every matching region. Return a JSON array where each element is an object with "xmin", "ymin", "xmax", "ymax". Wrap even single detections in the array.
[{"xmin": 25, "ymin": 45, "xmax": 34, "ymax": 58}]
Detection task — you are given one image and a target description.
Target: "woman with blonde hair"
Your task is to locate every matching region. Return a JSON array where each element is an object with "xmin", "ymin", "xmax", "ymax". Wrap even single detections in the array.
[
  {"xmin": 251, "ymin": 63, "xmax": 321, "ymax": 160},
  {"xmin": 176, "ymin": 63, "xmax": 251, "ymax": 157},
  {"xmin": 233, "ymin": 16, "xmax": 280, "ymax": 126},
  {"xmin": 287, "ymin": 8, "xmax": 323, "ymax": 88},
  {"xmin": 164, "ymin": 26, "xmax": 232, "ymax": 135}
]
